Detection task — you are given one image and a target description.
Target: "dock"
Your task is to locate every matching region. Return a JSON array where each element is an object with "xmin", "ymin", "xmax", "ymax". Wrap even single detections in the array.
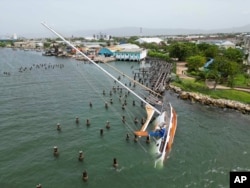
[
  {"xmin": 75, "ymin": 55, "xmax": 115, "ymax": 63},
  {"xmin": 132, "ymin": 57, "xmax": 174, "ymax": 105}
]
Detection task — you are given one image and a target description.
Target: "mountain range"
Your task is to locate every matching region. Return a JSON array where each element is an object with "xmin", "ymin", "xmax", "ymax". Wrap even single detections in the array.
[
  {"xmin": 71, "ymin": 24, "xmax": 250, "ymax": 37},
  {"xmin": 14, "ymin": 24, "xmax": 250, "ymax": 38}
]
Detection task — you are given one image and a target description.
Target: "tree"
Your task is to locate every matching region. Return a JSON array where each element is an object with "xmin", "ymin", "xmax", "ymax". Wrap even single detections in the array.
[
  {"xmin": 210, "ymin": 56, "xmax": 240, "ymax": 87},
  {"xmin": 43, "ymin": 42, "xmax": 51, "ymax": 49},
  {"xmin": 224, "ymin": 48, "xmax": 244, "ymax": 63},
  {"xmin": 168, "ymin": 42, "xmax": 187, "ymax": 61},
  {"xmin": 195, "ymin": 71, "xmax": 209, "ymax": 86},
  {"xmin": 0, "ymin": 42, "xmax": 6, "ymax": 47},
  {"xmin": 169, "ymin": 42, "xmax": 198, "ymax": 61},
  {"xmin": 197, "ymin": 43, "xmax": 219, "ymax": 58},
  {"xmin": 226, "ymin": 61, "xmax": 240, "ymax": 87},
  {"xmin": 186, "ymin": 55, "xmax": 206, "ymax": 72},
  {"xmin": 197, "ymin": 43, "xmax": 211, "ymax": 52},
  {"xmin": 147, "ymin": 50, "xmax": 170, "ymax": 61},
  {"xmin": 207, "ymin": 70, "xmax": 221, "ymax": 89},
  {"xmin": 128, "ymin": 36, "xmax": 139, "ymax": 43},
  {"xmin": 204, "ymin": 45, "xmax": 219, "ymax": 58}
]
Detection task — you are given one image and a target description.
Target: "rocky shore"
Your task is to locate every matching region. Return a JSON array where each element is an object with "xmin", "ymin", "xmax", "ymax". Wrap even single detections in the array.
[{"xmin": 168, "ymin": 84, "xmax": 250, "ymax": 114}]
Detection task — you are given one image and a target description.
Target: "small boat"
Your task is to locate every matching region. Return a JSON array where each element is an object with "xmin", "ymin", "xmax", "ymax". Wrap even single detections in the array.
[{"xmin": 41, "ymin": 22, "xmax": 177, "ymax": 167}]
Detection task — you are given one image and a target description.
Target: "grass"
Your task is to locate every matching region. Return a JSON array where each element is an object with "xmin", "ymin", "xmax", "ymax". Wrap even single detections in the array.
[
  {"xmin": 172, "ymin": 79, "xmax": 250, "ymax": 104},
  {"xmin": 234, "ymin": 74, "xmax": 250, "ymax": 87},
  {"xmin": 173, "ymin": 79, "xmax": 208, "ymax": 92},
  {"xmin": 207, "ymin": 89, "xmax": 250, "ymax": 103}
]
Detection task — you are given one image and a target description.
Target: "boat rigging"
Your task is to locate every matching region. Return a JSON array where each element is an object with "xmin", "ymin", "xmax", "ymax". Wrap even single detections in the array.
[
  {"xmin": 41, "ymin": 22, "xmax": 160, "ymax": 115},
  {"xmin": 41, "ymin": 22, "xmax": 177, "ymax": 167}
]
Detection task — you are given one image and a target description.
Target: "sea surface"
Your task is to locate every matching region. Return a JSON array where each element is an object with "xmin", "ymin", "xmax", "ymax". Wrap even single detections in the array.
[{"xmin": 0, "ymin": 48, "xmax": 250, "ymax": 188}]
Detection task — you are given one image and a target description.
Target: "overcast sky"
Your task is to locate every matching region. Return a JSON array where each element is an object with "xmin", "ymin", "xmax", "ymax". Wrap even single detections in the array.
[{"xmin": 1, "ymin": 0, "xmax": 250, "ymax": 37}]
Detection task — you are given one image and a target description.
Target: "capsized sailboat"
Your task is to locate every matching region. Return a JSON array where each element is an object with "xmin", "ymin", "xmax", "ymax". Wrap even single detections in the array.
[
  {"xmin": 135, "ymin": 103, "xmax": 177, "ymax": 167},
  {"xmin": 41, "ymin": 22, "xmax": 177, "ymax": 167}
]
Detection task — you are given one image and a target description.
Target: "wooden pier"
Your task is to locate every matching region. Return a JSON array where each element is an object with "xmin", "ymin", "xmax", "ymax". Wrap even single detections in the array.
[
  {"xmin": 75, "ymin": 55, "xmax": 115, "ymax": 63},
  {"xmin": 133, "ymin": 57, "xmax": 174, "ymax": 105}
]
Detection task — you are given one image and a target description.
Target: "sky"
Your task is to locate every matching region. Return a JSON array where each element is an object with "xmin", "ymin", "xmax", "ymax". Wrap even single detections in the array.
[{"xmin": 1, "ymin": 0, "xmax": 250, "ymax": 37}]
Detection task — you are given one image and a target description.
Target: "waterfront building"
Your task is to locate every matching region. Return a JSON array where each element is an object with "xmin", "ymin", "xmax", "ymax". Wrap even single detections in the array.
[
  {"xmin": 114, "ymin": 48, "xmax": 147, "ymax": 61},
  {"xmin": 13, "ymin": 41, "xmax": 43, "ymax": 49},
  {"xmin": 98, "ymin": 47, "xmax": 113, "ymax": 57},
  {"xmin": 113, "ymin": 43, "xmax": 147, "ymax": 61}
]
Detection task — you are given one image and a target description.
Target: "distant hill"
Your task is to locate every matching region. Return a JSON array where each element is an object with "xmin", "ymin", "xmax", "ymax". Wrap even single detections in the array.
[
  {"xmin": 209, "ymin": 24, "xmax": 250, "ymax": 34},
  {"xmin": 71, "ymin": 24, "xmax": 250, "ymax": 37},
  {"xmin": 20, "ymin": 24, "xmax": 250, "ymax": 38}
]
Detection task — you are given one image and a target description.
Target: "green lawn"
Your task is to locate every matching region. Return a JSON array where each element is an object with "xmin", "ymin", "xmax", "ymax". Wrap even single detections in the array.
[
  {"xmin": 234, "ymin": 74, "xmax": 250, "ymax": 87},
  {"xmin": 172, "ymin": 79, "xmax": 250, "ymax": 104}
]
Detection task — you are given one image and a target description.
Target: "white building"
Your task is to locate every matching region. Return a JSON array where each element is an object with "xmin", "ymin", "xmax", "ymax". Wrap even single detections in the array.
[
  {"xmin": 114, "ymin": 43, "xmax": 147, "ymax": 61},
  {"xmin": 197, "ymin": 40, "xmax": 236, "ymax": 49},
  {"xmin": 135, "ymin": 37, "xmax": 163, "ymax": 44},
  {"xmin": 221, "ymin": 41, "xmax": 235, "ymax": 49}
]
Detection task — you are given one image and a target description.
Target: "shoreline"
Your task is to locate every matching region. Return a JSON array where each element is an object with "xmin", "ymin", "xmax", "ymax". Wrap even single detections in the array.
[
  {"xmin": 74, "ymin": 55, "xmax": 116, "ymax": 63},
  {"xmin": 168, "ymin": 84, "xmax": 250, "ymax": 114}
]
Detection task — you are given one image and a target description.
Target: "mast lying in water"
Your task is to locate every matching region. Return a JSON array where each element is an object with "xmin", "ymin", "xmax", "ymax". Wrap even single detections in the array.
[{"xmin": 41, "ymin": 22, "xmax": 161, "ymax": 115}]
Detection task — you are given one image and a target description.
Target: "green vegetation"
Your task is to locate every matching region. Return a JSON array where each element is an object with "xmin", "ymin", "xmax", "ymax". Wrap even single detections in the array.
[
  {"xmin": 39, "ymin": 35, "xmax": 250, "ymax": 104},
  {"xmin": 0, "ymin": 42, "xmax": 6, "ymax": 47},
  {"xmin": 207, "ymin": 56, "xmax": 241, "ymax": 88},
  {"xmin": 120, "ymin": 35, "xmax": 250, "ymax": 104},
  {"xmin": 234, "ymin": 74, "xmax": 250, "ymax": 87},
  {"xmin": 0, "ymin": 41, "xmax": 13, "ymax": 47},
  {"xmin": 186, "ymin": 55, "xmax": 206, "ymax": 72},
  {"xmin": 125, "ymin": 37, "xmax": 248, "ymax": 88},
  {"xmin": 43, "ymin": 42, "xmax": 51, "ymax": 49},
  {"xmin": 208, "ymin": 89, "xmax": 250, "ymax": 103},
  {"xmin": 147, "ymin": 50, "xmax": 170, "ymax": 61},
  {"xmin": 197, "ymin": 43, "xmax": 219, "ymax": 58},
  {"xmin": 173, "ymin": 79, "xmax": 210, "ymax": 93},
  {"xmin": 173, "ymin": 79, "xmax": 250, "ymax": 104},
  {"xmin": 168, "ymin": 42, "xmax": 198, "ymax": 61}
]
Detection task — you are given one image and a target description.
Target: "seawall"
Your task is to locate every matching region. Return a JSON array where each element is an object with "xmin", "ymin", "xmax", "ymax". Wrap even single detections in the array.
[{"xmin": 168, "ymin": 84, "xmax": 250, "ymax": 114}]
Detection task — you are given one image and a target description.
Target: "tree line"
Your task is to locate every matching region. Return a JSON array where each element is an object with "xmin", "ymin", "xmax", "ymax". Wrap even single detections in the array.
[{"xmin": 122, "ymin": 37, "xmax": 249, "ymax": 89}]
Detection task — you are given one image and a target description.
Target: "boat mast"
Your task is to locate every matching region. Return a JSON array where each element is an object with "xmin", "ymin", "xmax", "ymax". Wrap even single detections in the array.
[{"xmin": 41, "ymin": 22, "xmax": 161, "ymax": 115}]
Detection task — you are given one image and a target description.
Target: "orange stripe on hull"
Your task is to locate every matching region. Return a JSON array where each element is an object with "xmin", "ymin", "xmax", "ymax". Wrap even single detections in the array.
[{"xmin": 166, "ymin": 109, "xmax": 177, "ymax": 151}]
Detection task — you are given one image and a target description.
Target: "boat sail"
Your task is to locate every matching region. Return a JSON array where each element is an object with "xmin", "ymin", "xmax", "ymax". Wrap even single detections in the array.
[{"xmin": 41, "ymin": 22, "xmax": 177, "ymax": 167}]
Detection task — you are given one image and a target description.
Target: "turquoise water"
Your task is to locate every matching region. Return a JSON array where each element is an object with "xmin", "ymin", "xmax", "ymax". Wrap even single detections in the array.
[{"xmin": 0, "ymin": 48, "xmax": 250, "ymax": 188}]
